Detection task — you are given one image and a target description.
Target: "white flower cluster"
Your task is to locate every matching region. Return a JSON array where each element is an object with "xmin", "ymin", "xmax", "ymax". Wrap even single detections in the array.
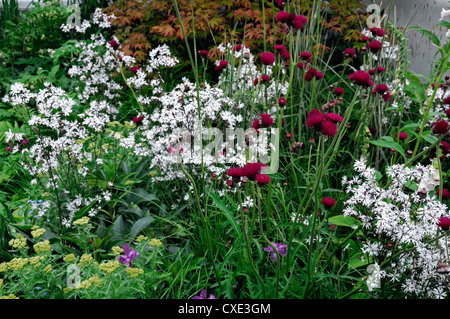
[
  {"xmin": 60, "ymin": 8, "xmax": 115, "ymax": 33},
  {"xmin": 342, "ymin": 158, "xmax": 450, "ymax": 298},
  {"xmin": 421, "ymin": 84, "xmax": 450, "ymax": 126}
]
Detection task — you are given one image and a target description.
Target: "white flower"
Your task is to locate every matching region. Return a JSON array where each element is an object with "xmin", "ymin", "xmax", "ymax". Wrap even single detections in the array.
[{"xmin": 440, "ymin": 8, "xmax": 450, "ymax": 21}]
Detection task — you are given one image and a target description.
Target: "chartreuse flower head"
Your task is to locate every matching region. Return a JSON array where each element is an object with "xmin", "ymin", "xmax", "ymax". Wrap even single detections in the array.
[
  {"xmin": 149, "ymin": 238, "xmax": 162, "ymax": 247},
  {"xmin": 33, "ymin": 240, "xmax": 51, "ymax": 254},
  {"xmin": 43, "ymin": 264, "xmax": 52, "ymax": 274},
  {"xmin": 73, "ymin": 216, "xmax": 91, "ymax": 226},
  {"xmin": 111, "ymin": 246, "xmax": 124, "ymax": 256},
  {"xmin": 8, "ymin": 258, "xmax": 29, "ymax": 271},
  {"xmin": 0, "ymin": 294, "xmax": 19, "ymax": 299},
  {"xmin": 136, "ymin": 235, "xmax": 148, "ymax": 242},
  {"xmin": 64, "ymin": 254, "xmax": 77, "ymax": 263},
  {"xmin": 126, "ymin": 267, "xmax": 144, "ymax": 278},
  {"xmin": 31, "ymin": 226, "xmax": 46, "ymax": 238},
  {"xmin": 99, "ymin": 260, "xmax": 120, "ymax": 274},
  {"xmin": 78, "ymin": 254, "xmax": 93, "ymax": 267},
  {"xmin": 8, "ymin": 234, "xmax": 27, "ymax": 249}
]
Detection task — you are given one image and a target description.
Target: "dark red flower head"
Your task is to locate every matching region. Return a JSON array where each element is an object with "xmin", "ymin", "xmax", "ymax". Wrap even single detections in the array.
[
  {"xmin": 132, "ymin": 116, "xmax": 143, "ymax": 125},
  {"xmin": 322, "ymin": 197, "xmax": 336, "ymax": 209},
  {"xmin": 260, "ymin": 113, "xmax": 274, "ymax": 127},
  {"xmin": 280, "ymin": 49, "xmax": 290, "ymax": 61},
  {"xmin": 198, "ymin": 50, "xmax": 209, "ymax": 57},
  {"xmin": 348, "ymin": 70, "xmax": 374, "ymax": 87},
  {"xmin": 219, "ymin": 60, "xmax": 228, "ymax": 68},
  {"xmin": 343, "ymin": 48, "xmax": 356, "ymax": 58},
  {"xmin": 444, "ymin": 95, "xmax": 450, "ymax": 105},
  {"xmin": 241, "ymin": 162, "xmax": 267, "ymax": 179},
  {"xmin": 369, "ymin": 27, "xmax": 384, "ymax": 37},
  {"xmin": 260, "ymin": 52, "xmax": 275, "ymax": 65},
  {"xmin": 255, "ymin": 174, "xmax": 270, "ymax": 186},
  {"xmin": 292, "ymin": 15, "xmax": 305, "ymax": 30},
  {"xmin": 278, "ymin": 97, "xmax": 287, "ymax": 106},
  {"xmin": 261, "ymin": 74, "xmax": 270, "ymax": 83},
  {"xmin": 433, "ymin": 119, "xmax": 450, "ymax": 135},
  {"xmin": 325, "ymin": 113, "xmax": 343, "ymax": 123},
  {"xmin": 109, "ymin": 39, "xmax": 120, "ymax": 50},
  {"xmin": 398, "ymin": 132, "xmax": 408, "ymax": 140},
  {"xmin": 306, "ymin": 109, "xmax": 325, "ymax": 128},
  {"xmin": 131, "ymin": 66, "xmax": 140, "ymax": 74},
  {"xmin": 334, "ymin": 87, "xmax": 344, "ymax": 95},
  {"xmin": 252, "ymin": 119, "xmax": 260, "ymax": 130},
  {"xmin": 274, "ymin": 44, "xmax": 286, "ymax": 52},
  {"xmin": 299, "ymin": 51, "xmax": 312, "ymax": 61},
  {"xmin": 275, "ymin": 10, "xmax": 290, "ymax": 23},
  {"xmin": 437, "ymin": 188, "xmax": 450, "ymax": 200},
  {"xmin": 438, "ymin": 216, "xmax": 450, "ymax": 230},
  {"xmin": 368, "ymin": 40, "xmax": 382, "ymax": 53},
  {"xmin": 321, "ymin": 120, "xmax": 337, "ymax": 137}
]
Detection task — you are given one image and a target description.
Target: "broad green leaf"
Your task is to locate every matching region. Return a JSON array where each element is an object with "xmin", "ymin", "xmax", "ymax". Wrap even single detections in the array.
[
  {"xmin": 328, "ymin": 215, "xmax": 359, "ymax": 228},
  {"xmin": 210, "ymin": 192, "xmax": 240, "ymax": 236},
  {"xmin": 368, "ymin": 136, "xmax": 405, "ymax": 157},
  {"xmin": 409, "ymin": 26, "xmax": 440, "ymax": 47},
  {"xmin": 130, "ymin": 216, "xmax": 155, "ymax": 238}
]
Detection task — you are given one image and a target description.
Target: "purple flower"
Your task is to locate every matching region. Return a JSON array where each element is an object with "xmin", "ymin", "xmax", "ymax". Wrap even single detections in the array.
[
  {"xmin": 264, "ymin": 242, "xmax": 287, "ymax": 262},
  {"xmin": 118, "ymin": 243, "xmax": 140, "ymax": 267},
  {"xmin": 193, "ymin": 289, "xmax": 216, "ymax": 299}
]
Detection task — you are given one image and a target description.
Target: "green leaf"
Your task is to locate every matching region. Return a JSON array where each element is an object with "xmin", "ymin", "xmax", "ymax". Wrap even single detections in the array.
[
  {"xmin": 328, "ymin": 215, "xmax": 359, "ymax": 228},
  {"xmin": 368, "ymin": 136, "xmax": 405, "ymax": 157},
  {"xmin": 130, "ymin": 216, "xmax": 155, "ymax": 238},
  {"xmin": 126, "ymin": 188, "xmax": 158, "ymax": 205},
  {"xmin": 210, "ymin": 192, "xmax": 240, "ymax": 236},
  {"xmin": 409, "ymin": 26, "xmax": 440, "ymax": 47}
]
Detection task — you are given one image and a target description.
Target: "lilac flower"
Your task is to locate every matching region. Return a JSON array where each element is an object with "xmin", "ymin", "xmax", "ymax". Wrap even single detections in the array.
[
  {"xmin": 118, "ymin": 243, "xmax": 140, "ymax": 267},
  {"xmin": 264, "ymin": 242, "xmax": 287, "ymax": 262},
  {"xmin": 193, "ymin": 289, "xmax": 216, "ymax": 299}
]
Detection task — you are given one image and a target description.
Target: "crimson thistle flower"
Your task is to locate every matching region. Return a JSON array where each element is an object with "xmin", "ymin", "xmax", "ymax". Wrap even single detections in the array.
[
  {"xmin": 255, "ymin": 174, "xmax": 270, "ymax": 186},
  {"xmin": 260, "ymin": 52, "xmax": 275, "ymax": 65},
  {"xmin": 368, "ymin": 40, "xmax": 382, "ymax": 53},
  {"xmin": 322, "ymin": 197, "xmax": 336, "ymax": 210},
  {"xmin": 438, "ymin": 217, "xmax": 450, "ymax": 231},
  {"xmin": 348, "ymin": 70, "xmax": 374, "ymax": 87},
  {"xmin": 433, "ymin": 119, "xmax": 450, "ymax": 135}
]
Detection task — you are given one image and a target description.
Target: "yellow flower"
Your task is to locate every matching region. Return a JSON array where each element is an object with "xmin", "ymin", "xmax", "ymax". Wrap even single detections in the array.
[
  {"xmin": 111, "ymin": 246, "xmax": 123, "ymax": 256},
  {"xmin": 73, "ymin": 217, "xmax": 90, "ymax": 226},
  {"xmin": 31, "ymin": 227, "xmax": 46, "ymax": 238},
  {"xmin": 78, "ymin": 254, "xmax": 93, "ymax": 267},
  {"xmin": 0, "ymin": 294, "xmax": 19, "ymax": 299},
  {"xmin": 43, "ymin": 264, "xmax": 52, "ymax": 274},
  {"xmin": 33, "ymin": 240, "xmax": 51, "ymax": 254},
  {"xmin": 125, "ymin": 267, "xmax": 144, "ymax": 278},
  {"xmin": 99, "ymin": 260, "xmax": 120, "ymax": 274},
  {"xmin": 8, "ymin": 258, "xmax": 28, "ymax": 271},
  {"xmin": 0, "ymin": 262, "xmax": 8, "ymax": 272},
  {"xmin": 63, "ymin": 287, "xmax": 73, "ymax": 294},
  {"xmin": 64, "ymin": 254, "xmax": 77, "ymax": 263},
  {"xmin": 75, "ymin": 279, "xmax": 91, "ymax": 290},
  {"xmin": 88, "ymin": 274, "xmax": 103, "ymax": 287},
  {"xmin": 149, "ymin": 238, "xmax": 163, "ymax": 247},
  {"xmin": 136, "ymin": 235, "xmax": 148, "ymax": 243},
  {"xmin": 8, "ymin": 234, "xmax": 27, "ymax": 249},
  {"xmin": 0, "ymin": 279, "xmax": 3, "ymax": 288}
]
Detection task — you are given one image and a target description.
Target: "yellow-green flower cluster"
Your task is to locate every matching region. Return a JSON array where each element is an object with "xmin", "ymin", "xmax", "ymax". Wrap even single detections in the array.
[
  {"xmin": 149, "ymin": 238, "xmax": 163, "ymax": 247},
  {"xmin": 78, "ymin": 254, "xmax": 93, "ymax": 267},
  {"xmin": 136, "ymin": 235, "xmax": 148, "ymax": 243},
  {"xmin": 33, "ymin": 240, "xmax": 51, "ymax": 254},
  {"xmin": 8, "ymin": 258, "xmax": 29, "ymax": 271},
  {"xmin": 0, "ymin": 279, "xmax": 3, "ymax": 288},
  {"xmin": 8, "ymin": 234, "xmax": 27, "ymax": 249},
  {"xmin": 0, "ymin": 294, "xmax": 19, "ymax": 299},
  {"xmin": 43, "ymin": 264, "xmax": 52, "ymax": 274},
  {"xmin": 0, "ymin": 262, "xmax": 8, "ymax": 272},
  {"xmin": 64, "ymin": 254, "xmax": 77, "ymax": 263},
  {"xmin": 29, "ymin": 255, "xmax": 45, "ymax": 268},
  {"xmin": 111, "ymin": 246, "xmax": 124, "ymax": 256},
  {"xmin": 31, "ymin": 226, "xmax": 46, "ymax": 238},
  {"xmin": 99, "ymin": 260, "xmax": 120, "ymax": 274},
  {"xmin": 126, "ymin": 267, "xmax": 144, "ymax": 278},
  {"xmin": 73, "ymin": 216, "xmax": 90, "ymax": 226},
  {"xmin": 74, "ymin": 274, "xmax": 103, "ymax": 290}
]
